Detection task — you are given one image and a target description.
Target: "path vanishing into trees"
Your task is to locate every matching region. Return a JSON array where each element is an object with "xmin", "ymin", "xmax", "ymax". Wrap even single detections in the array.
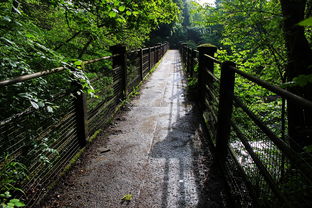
[{"xmin": 42, "ymin": 50, "xmax": 229, "ymax": 208}]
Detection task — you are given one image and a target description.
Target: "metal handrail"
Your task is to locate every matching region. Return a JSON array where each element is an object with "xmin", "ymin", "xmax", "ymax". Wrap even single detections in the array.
[
  {"xmin": 181, "ymin": 44, "xmax": 312, "ymax": 207},
  {"xmin": 0, "ymin": 55, "xmax": 116, "ymax": 87},
  {"xmin": 202, "ymin": 53, "xmax": 312, "ymax": 109}
]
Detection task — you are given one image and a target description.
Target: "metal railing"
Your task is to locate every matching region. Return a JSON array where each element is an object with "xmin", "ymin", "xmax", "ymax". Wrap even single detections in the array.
[
  {"xmin": 0, "ymin": 42, "xmax": 169, "ymax": 207},
  {"xmin": 181, "ymin": 44, "xmax": 312, "ymax": 208}
]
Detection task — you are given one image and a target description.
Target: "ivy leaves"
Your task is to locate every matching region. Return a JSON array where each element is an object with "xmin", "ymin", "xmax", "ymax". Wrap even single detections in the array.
[{"xmin": 298, "ymin": 17, "xmax": 312, "ymax": 26}]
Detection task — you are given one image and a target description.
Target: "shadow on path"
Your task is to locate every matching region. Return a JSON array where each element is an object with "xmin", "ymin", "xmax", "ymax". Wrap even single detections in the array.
[{"xmin": 149, "ymin": 52, "xmax": 229, "ymax": 208}]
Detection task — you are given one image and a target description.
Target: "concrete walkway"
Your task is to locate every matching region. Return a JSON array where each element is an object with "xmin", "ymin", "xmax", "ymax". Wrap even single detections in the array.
[{"xmin": 44, "ymin": 50, "xmax": 228, "ymax": 208}]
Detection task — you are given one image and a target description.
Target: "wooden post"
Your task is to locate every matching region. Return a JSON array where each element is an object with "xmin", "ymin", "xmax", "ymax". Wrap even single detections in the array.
[
  {"xmin": 154, "ymin": 46, "xmax": 157, "ymax": 64},
  {"xmin": 140, "ymin": 48, "xmax": 143, "ymax": 81},
  {"xmin": 215, "ymin": 61, "xmax": 236, "ymax": 166},
  {"xmin": 185, "ymin": 46, "xmax": 189, "ymax": 72},
  {"xmin": 163, "ymin": 43, "xmax": 166, "ymax": 56},
  {"xmin": 110, "ymin": 44, "xmax": 127, "ymax": 99},
  {"xmin": 149, "ymin": 47, "xmax": 152, "ymax": 71},
  {"xmin": 181, "ymin": 43, "xmax": 187, "ymax": 64},
  {"xmin": 197, "ymin": 44, "xmax": 217, "ymax": 108},
  {"xmin": 187, "ymin": 47, "xmax": 192, "ymax": 75},
  {"xmin": 190, "ymin": 49, "xmax": 196, "ymax": 77},
  {"xmin": 156, "ymin": 43, "xmax": 161, "ymax": 62},
  {"xmin": 73, "ymin": 82, "xmax": 88, "ymax": 147},
  {"xmin": 164, "ymin": 43, "xmax": 166, "ymax": 54}
]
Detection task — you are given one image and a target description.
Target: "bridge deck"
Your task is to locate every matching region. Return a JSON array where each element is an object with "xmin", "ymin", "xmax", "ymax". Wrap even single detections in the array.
[{"xmin": 43, "ymin": 50, "xmax": 228, "ymax": 208}]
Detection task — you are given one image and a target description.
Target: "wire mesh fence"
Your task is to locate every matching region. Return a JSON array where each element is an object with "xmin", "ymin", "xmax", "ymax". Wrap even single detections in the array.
[
  {"xmin": 0, "ymin": 43, "xmax": 169, "ymax": 207},
  {"xmin": 181, "ymin": 44, "xmax": 312, "ymax": 208}
]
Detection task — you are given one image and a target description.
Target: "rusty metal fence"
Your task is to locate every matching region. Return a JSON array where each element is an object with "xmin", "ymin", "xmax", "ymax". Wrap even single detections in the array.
[
  {"xmin": 181, "ymin": 44, "xmax": 312, "ymax": 208},
  {"xmin": 0, "ymin": 43, "xmax": 169, "ymax": 207}
]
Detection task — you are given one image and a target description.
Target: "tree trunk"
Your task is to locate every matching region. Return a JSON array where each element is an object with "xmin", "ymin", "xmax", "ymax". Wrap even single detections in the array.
[{"xmin": 280, "ymin": 0, "xmax": 312, "ymax": 150}]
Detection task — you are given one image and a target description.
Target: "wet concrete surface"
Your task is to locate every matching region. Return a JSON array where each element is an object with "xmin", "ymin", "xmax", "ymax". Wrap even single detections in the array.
[{"xmin": 43, "ymin": 50, "xmax": 229, "ymax": 208}]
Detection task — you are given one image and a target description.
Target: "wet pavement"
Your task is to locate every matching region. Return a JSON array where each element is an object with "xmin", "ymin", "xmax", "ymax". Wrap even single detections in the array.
[{"xmin": 43, "ymin": 50, "xmax": 229, "ymax": 208}]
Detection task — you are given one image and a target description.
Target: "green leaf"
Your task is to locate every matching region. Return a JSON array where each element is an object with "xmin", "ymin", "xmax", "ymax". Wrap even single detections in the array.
[
  {"xmin": 121, "ymin": 194, "xmax": 133, "ymax": 201},
  {"xmin": 7, "ymin": 202, "xmax": 15, "ymax": 207},
  {"xmin": 9, "ymin": 199, "xmax": 25, "ymax": 207},
  {"xmin": 30, "ymin": 101, "xmax": 39, "ymax": 109},
  {"xmin": 293, "ymin": 74, "xmax": 312, "ymax": 87},
  {"xmin": 109, "ymin": 11, "xmax": 117, "ymax": 18},
  {"xmin": 74, "ymin": 60, "xmax": 83, "ymax": 66},
  {"xmin": 25, "ymin": 34, "xmax": 35, "ymax": 39},
  {"xmin": 304, "ymin": 145, "xmax": 312, "ymax": 153},
  {"xmin": 12, "ymin": 7, "xmax": 22, "ymax": 15},
  {"xmin": 113, "ymin": 0, "xmax": 120, "ymax": 6},
  {"xmin": 2, "ymin": 16, "xmax": 12, "ymax": 22},
  {"xmin": 118, "ymin": 6, "xmax": 126, "ymax": 12},
  {"xmin": 47, "ymin": 106, "xmax": 53, "ymax": 113},
  {"xmin": 117, "ymin": 18, "xmax": 126, "ymax": 23},
  {"xmin": 38, "ymin": 101, "xmax": 45, "ymax": 107},
  {"xmin": 298, "ymin": 17, "xmax": 312, "ymax": 26},
  {"xmin": 2, "ymin": 191, "xmax": 12, "ymax": 198},
  {"xmin": 126, "ymin": 11, "xmax": 132, "ymax": 16}
]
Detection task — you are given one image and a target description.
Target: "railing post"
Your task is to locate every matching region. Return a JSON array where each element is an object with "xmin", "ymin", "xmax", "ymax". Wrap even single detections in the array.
[
  {"xmin": 197, "ymin": 44, "xmax": 217, "ymax": 108},
  {"xmin": 110, "ymin": 44, "xmax": 127, "ymax": 99},
  {"xmin": 215, "ymin": 61, "xmax": 236, "ymax": 166},
  {"xmin": 154, "ymin": 45, "xmax": 157, "ymax": 63},
  {"xmin": 154, "ymin": 46, "xmax": 157, "ymax": 63},
  {"xmin": 181, "ymin": 43, "xmax": 187, "ymax": 64},
  {"xmin": 149, "ymin": 47, "xmax": 152, "ymax": 71},
  {"xmin": 140, "ymin": 48, "xmax": 143, "ymax": 81},
  {"xmin": 190, "ymin": 49, "xmax": 196, "ymax": 77},
  {"xmin": 185, "ymin": 46, "xmax": 189, "ymax": 72},
  {"xmin": 73, "ymin": 82, "xmax": 88, "ymax": 147},
  {"xmin": 187, "ymin": 47, "xmax": 192, "ymax": 75},
  {"xmin": 156, "ymin": 43, "xmax": 161, "ymax": 62}
]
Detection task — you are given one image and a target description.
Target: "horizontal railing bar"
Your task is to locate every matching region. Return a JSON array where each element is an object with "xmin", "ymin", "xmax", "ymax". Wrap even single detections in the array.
[
  {"xmin": 204, "ymin": 54, "xmax": 222, "ymax": 64},
  {"xmin": 129, "ymin": 49, "xmax": 140, "ymax": 53},
  {"xmin": 201, "ymin": 51, "xmax": 312, "ymax": 109},
  {"xmin": 231, "ymin": 66, "xmax": 312, "ymax": 109},
  {"xmin": 0, "ymin": 67, "xmax": 66, "ymax": 87},
  {"xmin": 0, "ymin": 55, "xmax": 116, "ymax": 87},
  {"xmin": 83, "ymin": 55, "xmax": 114, "ymax": 64}
]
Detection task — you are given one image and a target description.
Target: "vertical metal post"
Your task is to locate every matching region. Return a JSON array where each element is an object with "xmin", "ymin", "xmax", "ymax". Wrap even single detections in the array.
[
  {"xmin": 215, "ymin": 61, "xmax": 236, "ymax": 166},
  {"xmin": 187, "ymin": 47, "xmax": 192, "ymax": 75},
  {"xmin": 156, "ymin": 44, "xmax": 161, "ymax": 63},
  {"xmin": 185, "ymin": 46, "xmax": 189, "ymax": 72},
  {"xmin": 190, "ymin": 49, "xmax": 196, "ymax": 78},
  {"xmin": 154, "ymin": 46, "xmax": 158, "ymax": 63},
  {"xmin": 149, "ymin": 47, "xmax": 152, "ymax": 71},
  {"xmin": 181, "ymin": 43, "xmax": 187, "ymax": 64},
  {"xmin": 197, "ymin": 44, "xmax": 217, "ymax": 108},
  {"xmin": 140, "ymin": 48, "xmax": 143, "ymax": 81},
  {"xmin": 110, "ymin": 44, "xmax": 127, "ymax": 99},
  {"xmin": 73, "ymin": 82, "xmax": 88, "ymax": 146}
]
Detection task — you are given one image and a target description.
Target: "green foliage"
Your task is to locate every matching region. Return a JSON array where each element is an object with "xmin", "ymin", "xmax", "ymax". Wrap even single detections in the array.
[
  {"xmin": 0, "ymin": 194, "xmax": 25, "ymax": 208},
  {"xmin": 0, "ymin": 156, "xmax": 27, "ymax": 194},
  {"xmin": 282, "ymin": 74, "xmax": 312, "ymax": 87},
  {"xmin": 298, "ymin": 17, "xmax": 312, "ymax": 26},
  {"xmin": 0, "ymin": 156, "xmax": 27, "ymax": 208},
  {"xmin": 0, "ymin": 1, "xmax": 179, "ymax": 205}
]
